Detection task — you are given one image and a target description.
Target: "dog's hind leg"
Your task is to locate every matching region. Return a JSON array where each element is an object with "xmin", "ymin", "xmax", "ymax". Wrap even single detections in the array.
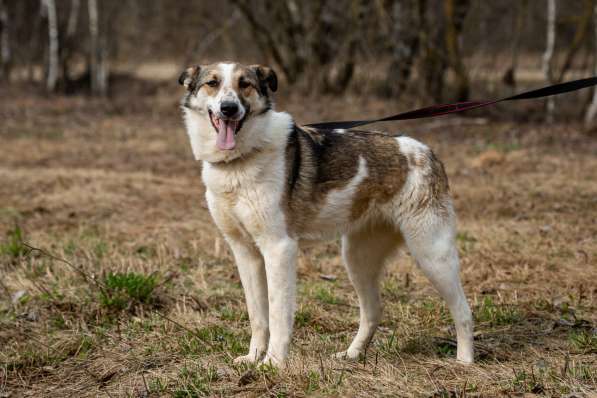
[
  {"xmin": 402, "ymin": 210, "xmax": 474, "ymax": 363},
  {"xmin": 335, "ymin": 222, "xmax": 402, "ymax": 360}
]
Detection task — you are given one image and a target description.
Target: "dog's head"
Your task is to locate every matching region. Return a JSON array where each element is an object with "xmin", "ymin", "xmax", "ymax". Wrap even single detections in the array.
[{"xmin": 179, "ymin": 62, "xmax": 277, "ymax": 153}]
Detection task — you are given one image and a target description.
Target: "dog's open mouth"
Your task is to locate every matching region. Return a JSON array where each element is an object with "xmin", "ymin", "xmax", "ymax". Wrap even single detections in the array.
[{"xmin": 209, "ymin": 110, "xmax": 244, "ymax": 151}]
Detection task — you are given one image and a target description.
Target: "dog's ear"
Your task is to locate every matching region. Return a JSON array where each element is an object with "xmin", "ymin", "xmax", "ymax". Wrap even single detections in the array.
[
  {"xmin": 251, "ymin": 65, "xmax": 278, "ymax": 93},
  {"xmin": 178, "ymin": 65, "xmax": 201, "ymax": 91}
]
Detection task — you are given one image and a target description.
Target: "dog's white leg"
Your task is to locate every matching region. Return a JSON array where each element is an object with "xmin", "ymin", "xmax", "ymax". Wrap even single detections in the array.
[
  {"xmin": 402, "ymin": 213, "xmax": 474, "ymax": 364},
  {"xmin": 226, "ymin": 237, "xmax": 270, "ymax": 364},
  {"xmin": 256, "ymin": 236, "xmax": 298, "ymax": 367},
  {"xmin": 335, "ymin": 224, "xmax": 401, "ymax": 360}
]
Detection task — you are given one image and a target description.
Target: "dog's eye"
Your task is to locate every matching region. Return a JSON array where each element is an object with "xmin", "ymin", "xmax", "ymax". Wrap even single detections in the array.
[
  {"xmin": 206, "ymin": 80, "xmax": 219, "ymax": 88},
  {"xmin": 239, "ymin": 80, "xmax": 251, "ymax": 89}
]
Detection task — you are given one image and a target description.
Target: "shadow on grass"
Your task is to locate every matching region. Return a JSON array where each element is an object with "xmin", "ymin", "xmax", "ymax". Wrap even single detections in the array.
[{"xmin": 377, "ymin": 296, "xmax": 595, "ymax": 364}]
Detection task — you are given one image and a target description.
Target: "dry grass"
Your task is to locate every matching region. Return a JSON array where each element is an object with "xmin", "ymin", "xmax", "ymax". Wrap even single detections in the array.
[{"xmin": 0, "ymin": 82, "xmax": 596, "ymax": 397}]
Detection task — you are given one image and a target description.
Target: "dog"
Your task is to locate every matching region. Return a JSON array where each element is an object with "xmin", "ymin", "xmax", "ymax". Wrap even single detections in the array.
[{"xmin": 178, "ymin": 62, "xmax": 474, "ymax": 366}]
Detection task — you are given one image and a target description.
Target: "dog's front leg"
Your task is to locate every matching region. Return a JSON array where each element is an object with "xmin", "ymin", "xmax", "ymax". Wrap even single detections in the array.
[
  {"xmin": 257, "ymin": 236, "xmax": 298, "ymax": 366},
  {"xmin": 226, "ymin": 237, "xmax": 270, "ymax": 364}
]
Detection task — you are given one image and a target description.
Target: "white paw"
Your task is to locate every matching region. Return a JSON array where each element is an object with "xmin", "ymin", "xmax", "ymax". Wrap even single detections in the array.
[
  {"xmin": 456, "ymin": 354, "xmax": 474, "ymax": 364},
  {"xmin": 333, "ymin": 348, "xmax": 362, "ymax": 360},
  {"xmin": 233, "ymin": 353, "xmax": 262, "ymax": 365},
  {"xmin": 260, "ymin": 353, "xmax": 284, "ymax": 368}
]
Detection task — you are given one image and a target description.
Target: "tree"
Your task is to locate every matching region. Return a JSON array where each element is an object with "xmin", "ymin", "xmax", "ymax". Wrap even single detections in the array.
[
  {"xmin": 555, "ymin": 0, "xmax": 593, "ymax": 83},
  {"xmin": 42, "ymin": 0, "xmax": 59, "ymax": 92},
  {"xmin": 419, "ymin": 0, "xmax": 470, "ymax": 102},
  {"xmin": 230, "ymin": 0, "xmax": 362, "ymax": 92},
  {"xmin": 61, "ymin": 0, "xmax": 80, "ymax": 84},
  {"xmin": 444, "ymin": 0, "xmax": 470, "ymax": 101},
  {"xmin": 503, "ymin": 0, "xmax": 528, "ymax": 89},
  {"xmin": 384, "ymin": 0, "xmax": 424, "ymax": 97},
  {"xmin": 585, "ymin": 1, "xmax": 597, "ymax": 126},
  {"xmin": 0, "ymin": 0, "xmax": 11, "ymax": 81},
  {"xmin": 88, "ymin": 0, "xmax": 108, "ymax": 96},
  {"xmin": 543, "ymin": 0, "xmax": 556, "ymax": 123}
]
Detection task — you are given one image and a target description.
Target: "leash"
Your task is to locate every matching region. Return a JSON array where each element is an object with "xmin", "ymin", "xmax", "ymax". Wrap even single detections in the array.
[{"xmin": 305, "ymin": 76, "xmax": 597, "ymax": 130}]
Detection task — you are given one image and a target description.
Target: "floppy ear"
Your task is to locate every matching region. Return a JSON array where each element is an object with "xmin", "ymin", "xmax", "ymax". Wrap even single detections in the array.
[
  {"xmin": 251, "ymin": 65, "xmax": 278, "ymax": 93},
  {"xmin": 178, "ymin": 65, "xmax": 201, "ymax": 91}
]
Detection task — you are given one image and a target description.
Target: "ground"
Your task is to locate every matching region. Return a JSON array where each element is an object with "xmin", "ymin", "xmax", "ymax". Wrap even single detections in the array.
[{"xmin": 0, "ymin": 81, "xmax": 596, "ymax": 397}]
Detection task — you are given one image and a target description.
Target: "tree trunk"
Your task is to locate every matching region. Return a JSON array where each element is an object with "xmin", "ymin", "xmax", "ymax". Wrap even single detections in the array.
[
  {"xmin": 555, "ymin": 0, "xmax": 593, "ymax": 83},
  {"xmin": 420, "ymin": 0, "xmax": 446, "ymax": 102},
  {"xmin": 61, "ymin": 0, "xmax": 80, "ymax": 85},
  {"xmin": 444, "ymin": 0, "xmax": 470, "ymax": 101},
  {"xmin": 585, "ymin": 1, "xmax": 597, "ymax": 126},
  {"xmin": 503, "ymin": 0, "xmax": 528, "ymax": 89},
  {"xmin": 231, "ymin": 0, "xmax": 300, "ymax": 84},
  {"xmin": 88, "ymin": 0, "xmax": 108, "ymax": 96},
  {"xmin": 386, "ymin": 0, "xmax": 421, "ymax": 97},
  {"xmin": 43, "ymin": 0, "xmax": 59, "ymax": 92},
  {"xmin": 232, "ymin": 0, "xmax": 357, "ymax": 92},
  {"xmin": 543, "ymin": 0, "xmax": 556, "ymax": 123},
  {"xmin": 97, "ymin": 32, "xmax": 108, "ymax": 95},
  {"xmin": 67, "ymin": 0, "xmax": 80, "ymax": 37},
  {"xmin": 0, "ymin": 0, "xmax": 11, "ymax": 81},
  {"xmin": 320, "ymin": 0, "xmax": 363, "ymax": 93}
]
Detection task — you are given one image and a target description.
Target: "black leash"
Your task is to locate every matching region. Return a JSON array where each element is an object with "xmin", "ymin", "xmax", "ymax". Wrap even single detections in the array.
[{"xmin": 305, "ymin": 76, "xmax": 597, "ymax": 130}]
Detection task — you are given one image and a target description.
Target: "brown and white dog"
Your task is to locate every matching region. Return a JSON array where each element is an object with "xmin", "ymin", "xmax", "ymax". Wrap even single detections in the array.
[{"xmin": 179, "ymin": 62, "xmax": 474, "ymax": 366}]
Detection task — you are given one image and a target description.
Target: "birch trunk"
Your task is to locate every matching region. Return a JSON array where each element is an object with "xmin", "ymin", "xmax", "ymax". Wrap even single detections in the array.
[
  {"xmin": 543, "ymin": 0, "xmax": 556, "ymax": 123},
  {"xmin": 97, "ymin": 33, "xmax": 108, "ymax": 95},
  {"xmin": 88, "ymin": 0, "xmax": 108, "ymax": 95},
  {"xmin": 67, "ymin": 0, "xmax": 80, "ymax": 38},
  {"xmin": 88, "ymin": 0, "xmax": 99, "ymax": 94},
  {"xmin": 585, "ymin": 1, "xmax": 597, "ymax": 126},
  {"xmin": 43, "ymin": 0, "xmax": 59, "ymax": 92},
  {"xmin": 61, "ymin": 0, "xmax": 80, "ymax": 84}
]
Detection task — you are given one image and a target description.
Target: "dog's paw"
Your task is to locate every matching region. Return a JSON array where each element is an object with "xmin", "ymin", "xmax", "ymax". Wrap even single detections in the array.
[
  {"xmin": 259, "ymin": 353, "xmax": 284, "ymax": 368},
  {"xmin": 233, "ymin": 354, "xmax": 261, "ymax": 365},
  {"xmin": 456, "ymin": 353, "xmax": 474, "ymax": 365},
  {"xmin": 332, "ymin": 348, "xmax": 362, "ymax": 361}
]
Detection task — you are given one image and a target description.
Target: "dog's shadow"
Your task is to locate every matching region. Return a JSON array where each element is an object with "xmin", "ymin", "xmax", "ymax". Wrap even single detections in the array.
[{"xmin": 378, "ymin": 300, "xmax": 594, "ymax": 363}]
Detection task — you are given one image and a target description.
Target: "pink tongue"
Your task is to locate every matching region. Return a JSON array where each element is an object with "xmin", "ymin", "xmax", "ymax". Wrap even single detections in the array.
[{"xmin": 216, "ymin": 119, "xmax": 237, "ymax": 150}]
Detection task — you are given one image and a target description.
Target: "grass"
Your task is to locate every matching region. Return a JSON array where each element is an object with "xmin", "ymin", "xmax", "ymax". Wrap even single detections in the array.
[
  {"xmin": 475, "ymin": 296, "xmax": 521, "ymax": 326},
  {"xmin": 177, "ymin": 324, "xmax": 247, "ymax": 356},
  {"xmin": 0, "ymin": 86, "xmax": 596, "ymax": 396},
  {"xmin": 99, "ymin": 271, "xmax": 158, "ymax": 311},
  {"xmin": 569, "ymin": 330, "xmax": 597, "ymax": 353},
  {"xmin": 0, "ymin": 225, "xmax": 26, "ymax": 259},
  {"xmin": 173, "ymin": 364, "xmax": 219, "ymax": 397},
  {"xmin": 312, "ymin": 284, "xmax": 342, "ymax": 305}
]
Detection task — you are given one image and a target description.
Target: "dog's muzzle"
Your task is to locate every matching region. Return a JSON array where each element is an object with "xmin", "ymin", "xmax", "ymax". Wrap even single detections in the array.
[{"xmin": 209, "ymin": 104, "xmax": 245, "ymax": 151}]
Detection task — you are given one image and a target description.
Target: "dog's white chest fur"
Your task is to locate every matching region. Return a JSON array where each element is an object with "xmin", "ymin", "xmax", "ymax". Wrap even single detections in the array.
[
  {"xmin": 202, "ymin": 148, "xmax": 286, "ymax": 237},
  {"xmin": 198, "ymin": 111, "xmax": 293, "ymax": 240}
]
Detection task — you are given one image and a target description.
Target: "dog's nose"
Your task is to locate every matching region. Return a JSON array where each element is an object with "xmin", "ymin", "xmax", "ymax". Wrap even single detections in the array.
[{"xmin": 220, "ymin": 101, "xmax": 239, "ymax": 118}]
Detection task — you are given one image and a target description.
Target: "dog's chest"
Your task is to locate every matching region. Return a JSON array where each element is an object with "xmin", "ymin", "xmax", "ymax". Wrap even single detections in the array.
[{"xmin": 202, "ymin": 157, "xmax": 286, "ymax": 236}]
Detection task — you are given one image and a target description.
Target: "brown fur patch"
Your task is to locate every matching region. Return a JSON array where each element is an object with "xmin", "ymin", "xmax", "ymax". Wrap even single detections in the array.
[
  {"xmin": 231, "ymin": 65, "xmax": 260, "ymax": 96},
  {"xmin": 282, "ymin": 127, "xmax": 451, "ymax": 236},
  {"xmin": 282, "ymin": 127, "xmax": 408, "ymax": 235},
  {"xmin": 348, "ymin": 132, "xmax": 411, "ymax": 220}
]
